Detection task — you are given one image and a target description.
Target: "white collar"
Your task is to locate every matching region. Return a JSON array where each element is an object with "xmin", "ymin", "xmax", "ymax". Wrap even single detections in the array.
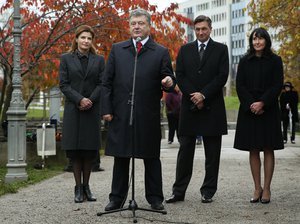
[
  {"xmin": 197, "ymin": 38, "xmax": 210, "ymax": 49},
  {"xmin": 133, "ymin": 36, "xmax": 149, "ymax": 47}
]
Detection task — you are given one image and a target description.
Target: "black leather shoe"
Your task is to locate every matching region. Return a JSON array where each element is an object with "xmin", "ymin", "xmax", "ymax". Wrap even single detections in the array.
[
  {"xmin": 92, "ymin": 166, "xmax": 105, "ymax": 172},
  {"xmin": 250, "ymin": 190, "xmax": 262, "ymax": 203},
  {"xmin": 83, "ymin": 185, "xmax": 97, "ymax": 201},
  {"xmin": 201, "ymin": 195, "xmax": 212, "ymax": 203},
  {"xmin": 165, "ymin": 194, "xmax": 184, "ymax": 203},
  {"xmin": 151, "ymin": 202, "xmax": 164, "ymax": 210},
  {"xmin": 105, "ymin": 201, "xmax": 123, "ymax": 211},
  {"xmin": 74, "ymin": 185, "xmax": 83, "ymax": 203}
]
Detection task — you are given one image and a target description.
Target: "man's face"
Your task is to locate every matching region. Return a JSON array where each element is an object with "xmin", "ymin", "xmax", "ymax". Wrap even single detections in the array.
[
  {"xmin": 130, "ymin": 15, "xmax": 150, "ymax": 40},
  {"xmin": 194, "ymin": 21, "xmax": 212, "ymax": 43}
]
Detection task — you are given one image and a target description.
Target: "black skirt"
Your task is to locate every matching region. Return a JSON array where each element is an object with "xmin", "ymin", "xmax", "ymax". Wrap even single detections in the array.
[{"xmin": 66, "ymin": 149, "xmax": 98, "ymax": 159}]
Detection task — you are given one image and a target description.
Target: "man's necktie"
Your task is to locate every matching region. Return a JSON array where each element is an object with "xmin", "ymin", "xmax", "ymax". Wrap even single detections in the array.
[
  {"xmin": 199, "ymin": 43, "xmax": 205, "ymax": 62},
  {"xmin": 137, "ymin": 42, "xmax": 142, "ymax": 53}
]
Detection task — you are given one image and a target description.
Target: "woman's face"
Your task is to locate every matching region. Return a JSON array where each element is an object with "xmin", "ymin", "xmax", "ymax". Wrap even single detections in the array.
[
  {"xmin": 76, "ymin": 31, "xmax": 93, "ymax": 53},
  {"xmin": 252, "ymin": 32, "xmax": 266, "ymax": 55}
]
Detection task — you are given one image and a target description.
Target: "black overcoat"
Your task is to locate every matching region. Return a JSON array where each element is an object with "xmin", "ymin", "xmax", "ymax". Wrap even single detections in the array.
[
  {"xmin": 101, "ymin": 38, "xmax": 174, "ymax": 158},
  {"xmin": 176, "ymin": 39, "xmax": 229, "ymax": 136},
  {"xmin": 59, "ymin": 52, "xmax": 105, "ymax": 151},
  {"xmin": 234, "ymin": 54, "xmax": 284, "ymax": 151}
]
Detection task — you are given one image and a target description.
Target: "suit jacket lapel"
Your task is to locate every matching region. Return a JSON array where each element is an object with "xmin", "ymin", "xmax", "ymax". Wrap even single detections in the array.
[
  {"xmin": 72, "ymin": 53, "xmax": 84, "ymax": 78},
  {"xmin": 85, "ymin": 54, "xmax": 96, "ymax": 78},
  {"xmin": 199, "ymin": 39, "xmax": 215, "ymax": 68},
  {"xmin": 191, "ymin": 40, "xmax": 200, "ymax": 68}
]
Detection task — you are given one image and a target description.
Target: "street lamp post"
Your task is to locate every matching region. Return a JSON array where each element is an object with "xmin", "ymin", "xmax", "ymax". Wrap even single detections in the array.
[{"xmin": 5, "ymin": 0, "xmax": 28, "ymax": 183}]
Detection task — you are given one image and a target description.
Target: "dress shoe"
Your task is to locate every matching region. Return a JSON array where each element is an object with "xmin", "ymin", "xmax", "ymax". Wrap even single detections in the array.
[
  {"xmin": 261, "ymin": 198, "xmax": 270, "ymax": 204},
  {"xmin": 250, "ymin": 190, "xmax": 263, "ymax": 203},
  {"xmin": 151, "ymin": 202, "xmax": 164, "ymax": 210},
  {"xmin": 201, "ymin": 195, "xmax": 212, "ymax": 203},
  {"xmin": 165, "ymin": 194, "xmax": 184, "ymax": 203},
  {"xmin": 64, "ymin": 165, "xmax": 73, "ymax": 172},
  {"xmin": 250, "ymin": 197, "xmax": 260, "ymax": 203},
  {"xmin": 92, "ymin": 166, "xmax": 105, "ymax": 172},
  {"xmin": 261, "ymin": 190, "xmax": 271, "ymax": 204},
  {"xmin": 105, "ymin": 201, "xmax": 123, "ymax": 211},
  {"xmin": 83, "ymin": 185, "xmax": 97, "ymax": 201},
  {"xmin": 74, "ymin": 185, "xmax": 83, "ymax": 203}
]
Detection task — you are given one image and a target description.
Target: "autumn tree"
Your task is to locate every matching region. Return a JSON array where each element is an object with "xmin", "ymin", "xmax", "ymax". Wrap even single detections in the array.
[
  {"xmin": 0, "ymin": 0, "xmax": 191, "ymax": 123},
  {"xmin": 248, "ymin": 0, "xmax": 300, "ymax": 91}
]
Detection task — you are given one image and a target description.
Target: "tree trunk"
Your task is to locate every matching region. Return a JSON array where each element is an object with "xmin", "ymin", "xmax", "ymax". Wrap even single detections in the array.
[
  {"xmin": 0, "ymin": 65, "xmax": 10, "ymax": 122},
  {"xmin": 1, "ymin": 82, "xmax": 12, "ymax": 122},
  {"xmin": 25, "ymin": 87, "xmax": 40, "ymax": 110}
]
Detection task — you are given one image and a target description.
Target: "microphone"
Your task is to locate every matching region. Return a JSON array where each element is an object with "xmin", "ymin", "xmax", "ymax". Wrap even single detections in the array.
[
  {"xmin": 136, "ymin": 37, "xmax": 142, "ymax": 44},
  {"xmin": 129, "ymin": 37, "xmax": 142, "ymax": 125},
  {"xmin": 135, "ymin": 37, "xmax": 142, "ymax": 52}
]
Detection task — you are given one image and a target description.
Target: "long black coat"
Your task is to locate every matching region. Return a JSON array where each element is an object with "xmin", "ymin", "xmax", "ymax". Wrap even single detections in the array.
[
  {"xmin": 176, "ymin": 39, "xmax": 229, "ymax": 136},
  {"xmin": 101, "ymin": 38, "xmax": 174, "ymax": 158},
  {"xmin": 234, "ymin": 54, "xmax": 284, "ymax": 151},
  {"xmin": 59, "ymin": 52, "xmax": 105, "ymax": 151}
]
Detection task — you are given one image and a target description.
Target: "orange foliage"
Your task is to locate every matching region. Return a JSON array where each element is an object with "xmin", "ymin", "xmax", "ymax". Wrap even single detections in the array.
[{"xmin": 0, "ymin": 0, "xmax": 191, "ymax": 90}]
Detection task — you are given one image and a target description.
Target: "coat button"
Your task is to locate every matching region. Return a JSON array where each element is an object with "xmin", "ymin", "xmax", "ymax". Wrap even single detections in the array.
[{"xmin": 198, "ymin": 70, "xmax": 201, "ymax": 74}]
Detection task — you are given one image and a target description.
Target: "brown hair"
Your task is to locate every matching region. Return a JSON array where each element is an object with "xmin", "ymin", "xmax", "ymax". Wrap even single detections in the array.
[
  {"xmin": 69, "ymin": 25, "xmax": 97, "ymax": 54},
  {"xmin": 193, "ymin": 15, "xmax": 212, "ymax": 28}
]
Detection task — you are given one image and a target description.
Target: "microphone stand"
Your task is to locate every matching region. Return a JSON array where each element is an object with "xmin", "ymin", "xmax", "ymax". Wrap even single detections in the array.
[{"xmin": 97, "ymin": 42, "xmax": 167, "ymax": 223}]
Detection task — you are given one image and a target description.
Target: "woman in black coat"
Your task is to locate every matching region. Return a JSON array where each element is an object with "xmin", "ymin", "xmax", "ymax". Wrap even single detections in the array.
[
  {"xmin": 234, "ymin": 28, "xmax": 284, "ymax": 204},
  {"xmin": 280, "ymin": 82, "xmax": 299, "ymax": 144},
  {"xmin": 59, "ymin": 25, "xmax": 105, "ymax": 203}
]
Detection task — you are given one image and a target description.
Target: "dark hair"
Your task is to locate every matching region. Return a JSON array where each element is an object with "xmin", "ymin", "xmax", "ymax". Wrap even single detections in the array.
[
  {"xmin": 247, "ymin": 27, "xmax": 273, "ymax": 57},
  {"xmin": 69, "ymin": 25, "xmax": 97, "ymax": 54},
  {"xmin": 193, "ymin": 15, "xmax": 212, "ymax": 28}
]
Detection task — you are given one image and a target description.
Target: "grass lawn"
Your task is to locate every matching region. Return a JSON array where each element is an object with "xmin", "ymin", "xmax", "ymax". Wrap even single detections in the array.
[
  {"xmin": 0, "ymin": 165, "xmax": 64, "ymax": 197},
  {"xmin": 224, "ymin": 96, "xmax": 239, "ymax": 110}
]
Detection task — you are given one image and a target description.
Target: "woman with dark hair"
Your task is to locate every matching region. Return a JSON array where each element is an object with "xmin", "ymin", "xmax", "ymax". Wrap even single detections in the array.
[
  {"xmin": 234, "ymin": 27, "xmax": 284, "ymax": 204},
  {"xmin": 59, "ymin": 25, "xmax": 105, "ymax": 203}
]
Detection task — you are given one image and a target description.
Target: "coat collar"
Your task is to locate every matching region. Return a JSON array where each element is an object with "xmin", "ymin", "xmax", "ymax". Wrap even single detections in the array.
[
  {"xmin": 192, "ymin": 38, "xmax": 215, "ymax": 68},
  {"xmin": 122, "ymin": 37, "xmax": 156, "ymax": 56},
  {"xmin": 71, "ymin": 52, "xmax": 96, "ymax": 79}
]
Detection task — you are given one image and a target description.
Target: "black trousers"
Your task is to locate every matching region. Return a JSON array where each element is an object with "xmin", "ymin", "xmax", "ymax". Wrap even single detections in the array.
[
  {"xmin": 172, "ymin": 135, "xmax": 222, "ymax": 198},
  {"xmin": 167, "ymin": 113, "xmax": 179, "ymax": 142},
  {"xmin": 282, "ymin": 118, "xmax": 296, "ymax": 141},
  {"xmin": 109, "ymin": 157, "xmax": 164, "ymax": 204}
]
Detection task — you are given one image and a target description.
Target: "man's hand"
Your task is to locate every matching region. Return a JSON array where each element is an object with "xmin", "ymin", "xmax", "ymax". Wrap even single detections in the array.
[
  {"xmin": 250, "ymin": 101, "xmax": 265, "ymax": 115},
  {"xmin": 79, "ymin": 98, "xmax": 92, "ymax": 111},
  {"xmin": 191, "ymin": 92, "xmax": 205, "ymax": 105},
  {"xmin": 161, "ymin": 76, "xmax": 173, "ymax": 88},
  {"xmin": 102, "ymin": 114, "xmax": 113, "ymax": 122}
]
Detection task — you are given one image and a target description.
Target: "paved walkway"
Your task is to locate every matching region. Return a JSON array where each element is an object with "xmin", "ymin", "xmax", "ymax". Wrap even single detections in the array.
[{"xmin": 0, "ymin": 130, "xmax": 299, "ymax": 224}]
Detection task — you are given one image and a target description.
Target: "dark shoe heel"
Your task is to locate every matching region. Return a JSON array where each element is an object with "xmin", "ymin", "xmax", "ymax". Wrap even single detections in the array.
[
  {"xmin": 74, "ymin": 185, "xmax": 83, "ymax": 203},
  {"xmin": 250, "ymin": 189, "xmax": 263, "ymax": 203},
  {"xmin": 261, "ymin": 190, "xmax": 271, "ymax": 204},
  {"xmin": 83, "ymin": 185, "xmax": 97, "ymax": 202}
]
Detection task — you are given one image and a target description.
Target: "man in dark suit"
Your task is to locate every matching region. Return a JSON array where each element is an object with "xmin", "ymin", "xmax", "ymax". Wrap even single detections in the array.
[
  {"xmin": 166, "ymin": 15, "xmax": 229, "ymax": 204},
  {"xmin": 101, "ymin": 9, "xmax": 175, "ymax": 211}
]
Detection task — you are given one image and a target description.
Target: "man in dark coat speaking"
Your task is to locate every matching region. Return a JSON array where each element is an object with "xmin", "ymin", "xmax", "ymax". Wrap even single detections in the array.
[{"xmin": 101, "ymin": 8, "xmax": 175, "ymax": 211}]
